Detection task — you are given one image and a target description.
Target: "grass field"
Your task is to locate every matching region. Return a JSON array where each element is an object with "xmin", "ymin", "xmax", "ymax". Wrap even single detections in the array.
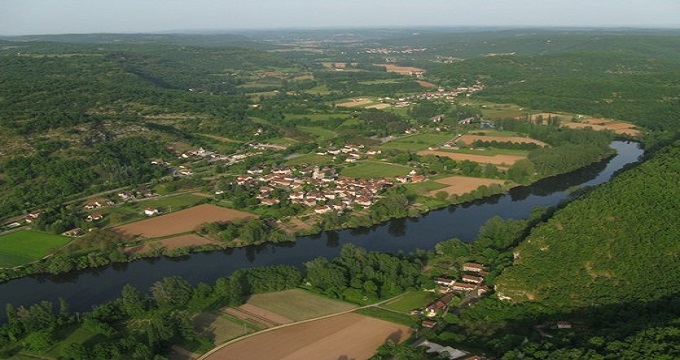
[
  {"xmin": 382, "ymin": 291, "xmax": 438, "ymax": 313},
  {"xmin": 285, "ymin": 153, "xmax": 333, "ymax": 166},
  {"xmin": 245, "ymin": 289, "xmax": 358, "ymax": 321},
  {"xmin": 297, "ymin": 126, "xmax": 338, "ymax": 141},
  {"xmin": 341, "ymin": 161, "xmax": 413, "ymax": 178},
  {"xmin": 0, "ymin": 230, "xmax": 71, "ymax": 267},
  {"xmin": 286, "ymin": 113, "xmax": 350, "ymax": 122},
  {"xmin": 133, "ymin": 193, "xmax": 208, "ymax": 213},
  {"xmin": 354, "ymin": 307, "xmax": 418, "ymax": 327},
  {"xmin": 380, "ymin": 133, "xmax": 453, "ymax": 151}
]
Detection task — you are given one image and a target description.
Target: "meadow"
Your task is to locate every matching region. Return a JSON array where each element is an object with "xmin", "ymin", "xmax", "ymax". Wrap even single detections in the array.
[
  {"xmin": 0, "ymin": 230, "xmax": 71, "ymax": 267},
  {"xmin": 340, "ymin": 161, "xmax": 413, "ymax": 178}
]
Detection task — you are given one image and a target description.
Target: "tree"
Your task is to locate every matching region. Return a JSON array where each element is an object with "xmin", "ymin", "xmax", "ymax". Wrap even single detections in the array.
[{"xmin": 151, "ymin": 276, "xmax": 193, "ymax": 309}]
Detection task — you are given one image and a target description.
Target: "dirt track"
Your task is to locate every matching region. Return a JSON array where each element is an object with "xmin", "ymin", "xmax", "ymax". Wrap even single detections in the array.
[{"xmin": 205, "ymin": 313, "xmax": 412, "ymax": 360}]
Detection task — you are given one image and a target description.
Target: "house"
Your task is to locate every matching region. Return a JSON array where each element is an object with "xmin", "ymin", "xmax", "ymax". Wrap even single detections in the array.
[
  {"xmin": 462, "ymin": 262, "xmax": 486, "ymax": 273},
  {"xmin": 422, "ymin": 320, "xmax": 438, "ymax": 328},
  {"xmin": 62, "ymin": 228, "xmax": 84, "ymax": 237},
  {"xmin": 144, "ymin": 208, "xmax": 160, "ymax": 216},
  {"xmin": 462, "ymin": 274, "xmax": 484, "ymax": 284},
  {"xmin": 425, "ymin": 293, "xmax": 454, "ymax": 317},
  {"xmin": 410, "ymin": 175, "xmax": 426, "ymax": 183},
  {"xmin": 435, "ymin": 277, "xmax": 455, "ymax": 287},
  {"xmin": 260, "ymin": 198, "xmax": 280, "ymax": 206},
  {"xmin": 452, "ymin": 281, "xmax": 477, "ymax": 292},
  {"xmin": 416, "ymin": 339, "xmax": 468, "ymax": 360},
  {"xmin": 85, "ymin": 213, "xmax": 104, "ymax": 222},
  {"xmin": 557, "ymin": 321, "xmax": 573, "ymax": 329}
]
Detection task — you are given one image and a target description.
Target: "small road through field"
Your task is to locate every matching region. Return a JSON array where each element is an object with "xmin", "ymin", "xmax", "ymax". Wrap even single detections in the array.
[{"xmin": 197, "ymin": 293, "xmax": 406, "ymax": 360}]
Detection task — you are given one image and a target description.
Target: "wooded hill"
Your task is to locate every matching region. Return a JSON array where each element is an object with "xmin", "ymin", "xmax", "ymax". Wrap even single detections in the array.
[{"xmin": 495, "ymin": 139, "xmax": 680, "ymax": 308}]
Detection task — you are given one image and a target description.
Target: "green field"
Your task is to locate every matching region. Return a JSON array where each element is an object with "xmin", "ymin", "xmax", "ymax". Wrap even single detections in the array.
[
  {"xmin": 382, "ymin": 291, "xmax": 439, "ymax": 313},
  {"xmin": 297, "ymin": 126, "xmax": 338, "ymax": 141},
  {"xmin": 192, "ymin": 311, "xmax": 255, "ymax": 345},
  {"xmin": 354, "ymin": 307, "xmax": 418, "ymax": 327},
  {"xmin": 379, "ymin": 133, "xmax": 453, "ymax": 151},
  {"xmin": 132, "ymin": 193, "xmax": 207, "ymax": 213},
  {"xmin": 286, "ymin": 113, "xmax": 350, "ymax": 122},
  {"xmin": 341, "ymin": 161, "xmax": 413, "ymax": 178},
  {"xmin": 0, "ymin": 230, "xmax": 72, "ymax": 267},
  {"xmin": 246, "ymin": 289, "xmax": 357, "ymax": 321},
  {"xmin": 285, "ymin": 153, "xmax": 333, "ymax": 166}
]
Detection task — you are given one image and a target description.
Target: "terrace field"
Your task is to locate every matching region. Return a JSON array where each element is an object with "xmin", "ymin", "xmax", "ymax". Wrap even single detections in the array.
[{"xmin": 0, "ymin": 230, "xmax": 71, "ymax": 267}]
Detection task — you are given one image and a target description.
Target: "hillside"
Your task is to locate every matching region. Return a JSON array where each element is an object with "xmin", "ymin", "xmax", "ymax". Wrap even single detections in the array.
[{"xmin": 495, "ymin": 140, "xmax": 680, "ymax": 308}]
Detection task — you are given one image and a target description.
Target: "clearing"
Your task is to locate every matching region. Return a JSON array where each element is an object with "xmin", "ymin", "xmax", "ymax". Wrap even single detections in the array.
[
  {"xmin": 0, "ymin": 230, "xmax": 71, "ymax": 267},
  {"xmin": 336, "ymin": 98, "xmax": 374, "ymax": 108},
  {"xmin": 115, "ymin": 204, "xmax": 255, "ymax": 239},
  {"xmin": 417, "ymin": 150, "xmax": 525, "ymax": 166},
  {"xmin": 379, "ymin": 64, "xmax": 425, "ymax": 75},
  {"xmin": 431, "ymin": 175, "xmax": 506, "ymax": 196},
  {"xmin": 204, "ymin": 313, "xmax": 412, "ymax": 360}
]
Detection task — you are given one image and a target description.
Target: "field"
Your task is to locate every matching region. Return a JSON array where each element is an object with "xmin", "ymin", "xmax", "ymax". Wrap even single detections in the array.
[
  {"xmin": 341, "ymin": 161, "xmax": 413, "ymax": 178},
  {"xmin": 380, "ymin": 133, "xmax": 453, "ymax": 151},
  {"xmin": 417, "ymin": 150, "xmax": 525, "ymax": 166},
  {"xmin": 204, "ymin": 313, "xmax": 413, "ymax": 360},
  {"xmin": 382, "ymin": 290, "xmax": 439, "ymax": 313},
  {"xmin": 336, "ymin": 98, "xmax": 374, "ymax": 108},
  {"xmin": 125, "ymin": 234, "xmax": 218, "ymax": 254},
  {"xmin": 431, "ymin": 175, "xmax": 506, "ymax": 196},
  {"xmin": 457, "ymin": 134, "xmax": 548, "ymax": 147},
  {"xmin": 285, "ymin": 153, "xmax": 332, "ymax": 166},
  {"xmin": 404, "ymin": 181, "xmax": 450, "ymax": 195},
  {"xmin": 562, "ymin": 117, "xmax": 640, "ymax": 135},
  {"xmin": 379, "ymin": 64, "xmax": 425, "ymax": 75},
  {"xmin": 296, "ymin": 125, "xmax": 338, "ymax": 141},
  {"xmin": 245, "ymin": 289, "xmax": 358, "ymax": 321},
  {"xmin": 115, "ymin": 204, "xmax": 255, "ymax": 239},
  {"xmin": 0, "ymin": 230, "xmax": 71, "ymax": 267}
]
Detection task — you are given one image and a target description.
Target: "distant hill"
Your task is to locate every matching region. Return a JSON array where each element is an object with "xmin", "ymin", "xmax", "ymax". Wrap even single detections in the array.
[{"xmin": 495, "ymin": 140, "xmax": 680, "ymax": 309}]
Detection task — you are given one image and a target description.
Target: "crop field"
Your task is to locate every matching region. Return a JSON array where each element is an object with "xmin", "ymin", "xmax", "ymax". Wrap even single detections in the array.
[
  {"xmin": 404, "ymin": 181, "xmax": 450, "ymax": 195},
  {"xmin": 132, "ymin": 193, "xmax": 208, "ymax": 213},
  {"xmin": 417, "ymin": 150, "xmax": 525, "ymax": 166},
  {"xmin": 457, "ymin": 134, "xmax": 548, "ymax": 146},
  {"xmin": 431, "ymin": 175, "xmax": 506, "ymax": 196},
  {"xmin": 341, "ymin": 161, "xmax": 412, "ymax": 178},
  {"xmin": 336, "ymin": 98, "xmax": 375, "ymax": 108},
  {"xmin": 285, "ymin": 113, "xmax": 350, "ymax": 122},
  {"xmin": 245, "ymin": 289, "xmax": 358, "ymax": 321},
  {"xmin": 380, "ymin": 133, "xmax": 453, "ymax": 151},
  {"xmin": 0, "ymin": 230, "xmax": 71, "ymax": 267},
  {"xmin": 115, "ymin": 204, "xmax": 256, "ymax": 239},
  {"xmin": 205, "ymin": 313, "xmax": 413, "ymax": 360},
  {"xmin": 285, "ymin": 153, "xmax": 332, "ymax": 166}
]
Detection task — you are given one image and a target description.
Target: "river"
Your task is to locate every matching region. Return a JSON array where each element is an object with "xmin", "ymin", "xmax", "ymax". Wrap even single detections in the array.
[{"xmin": 0, "ymin": 141, "xmax": 643, "ymax": 318}]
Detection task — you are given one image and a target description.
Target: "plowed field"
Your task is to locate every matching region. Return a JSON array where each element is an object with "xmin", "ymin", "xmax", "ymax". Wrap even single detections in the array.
[
  {"xmin": 205, "ymin": 313, "xmax": 412, "ymax": 360},
  {"xmin": 418, "ymin": 150, "xmax": 524, "ymax": 165},
  {"xmin": 115, "ymin": 204, "xmax": 255, "ymax": 238},
  {"xmin": 431, "ymin": 176, "xmax": 506, "ymax": 196}
]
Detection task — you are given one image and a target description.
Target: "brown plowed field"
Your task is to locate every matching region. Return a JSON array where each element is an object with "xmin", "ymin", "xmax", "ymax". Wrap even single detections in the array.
[
  {"xmin": 115, "ymin": 204, "xmax": 255, "ymax": 239},
  {"xmin": 125, "ymin": 234, "xmax": 217, "ymax": 255},
  {"xmin": 431, "ymin": 176, "xmax": 506, "ymax": 196},
  {"xmin": 337, "ymin": 99, "xmax": 373, "ymax": 108},
  {"xmin": 416, "ymin": 80, "xmax": 437, "ymax": 88},
  {"xmin": 418, "ymin": 150, "xmax": 524, "ymax": 165},
  {"xmin": 205, "ymin": 313, "xmax": 412, "ymax": 360},
  {"xmin": 457, "ymin": 135, "xmax": 547, "ymax": 147}
]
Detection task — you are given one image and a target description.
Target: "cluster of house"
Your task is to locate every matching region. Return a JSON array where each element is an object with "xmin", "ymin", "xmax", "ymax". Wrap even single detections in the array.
[
  {"xmin": 415, "ymin": 339, "xmax": 483, "ymax": 360},
  {"xmin": 362, "ymin": 47, "xmax": 428, "ymax": 55},
  {"xmin": 389, "ymin": 83, "xmax": 484, "ymax": 108},
  {"xmin": 314, "ymin": 144, "xmax": 381, "ymax": 164},
  {"xmin": 234, "ymin": 164, "xmax": 404, "ymax": 213},
  {"xmin": 176, "ymin": 147, "xmax": 263, "ymax": 168},
  {"xmin": 117, "ymin": 189, "xmax": 159, "ymax": 202},
  {"xmin": 419, "ymin": 262, "xmax": 489, "ymax": 320}
]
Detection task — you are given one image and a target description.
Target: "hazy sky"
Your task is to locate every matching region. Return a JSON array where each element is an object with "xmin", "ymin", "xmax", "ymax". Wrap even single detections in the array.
[{"xmin": 2, "ymin": 0, "xmax": 679, "ymax": 36}]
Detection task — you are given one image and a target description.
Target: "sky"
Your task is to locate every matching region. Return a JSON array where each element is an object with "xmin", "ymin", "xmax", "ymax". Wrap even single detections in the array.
[{"xmin": 1, "ymin": 0, "xmax": 679, "ymax": 36}]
